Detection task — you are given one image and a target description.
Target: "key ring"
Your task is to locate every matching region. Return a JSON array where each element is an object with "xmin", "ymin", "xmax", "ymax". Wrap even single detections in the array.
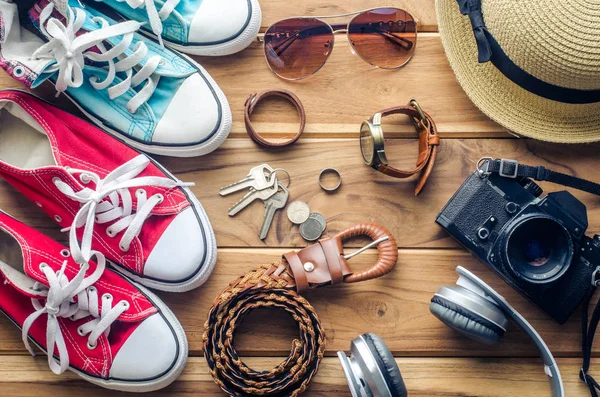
[
  {"xmin": 319, "ymin": 168, "xmax": 342, "ymax": 192},
  {"xmin": 267, "ymin": 168, "xmax": 291, "ymax": 188}
]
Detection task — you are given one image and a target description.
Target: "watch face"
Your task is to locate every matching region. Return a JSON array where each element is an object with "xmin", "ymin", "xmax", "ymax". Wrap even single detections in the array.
[{"xmin": 360, "ymin": 121, "xmax": 375, "ymax": 164}]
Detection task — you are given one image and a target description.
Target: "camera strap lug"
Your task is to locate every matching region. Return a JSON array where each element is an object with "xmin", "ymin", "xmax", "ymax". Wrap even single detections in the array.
[{"xmin": 476, "ymin": 157, "xmax": 493, "ymax": 178}]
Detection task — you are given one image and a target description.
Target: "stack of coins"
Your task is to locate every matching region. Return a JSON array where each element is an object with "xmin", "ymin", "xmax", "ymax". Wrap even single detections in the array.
[{"xmin": 287, "ymin": 201, "xmax": 327, "ymax": 241}]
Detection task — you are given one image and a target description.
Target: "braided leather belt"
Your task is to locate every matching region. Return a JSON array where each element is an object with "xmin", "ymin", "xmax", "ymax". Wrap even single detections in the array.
[{"xmin": 203, "ymin": 223, "xmax": 398, "ymax": 396}]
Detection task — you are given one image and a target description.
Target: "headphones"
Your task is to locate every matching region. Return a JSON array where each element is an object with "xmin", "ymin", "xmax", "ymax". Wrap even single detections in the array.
[
  {"xmin": 430, "ymin": 266, "xmax": 564, "ymax": 397},
  {"xmin": 338, "ymin": 333, "xmax": 407, "ymax": 397}
]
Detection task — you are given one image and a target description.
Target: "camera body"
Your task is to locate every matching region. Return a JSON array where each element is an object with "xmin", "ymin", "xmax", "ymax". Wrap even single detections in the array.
[{"xmin": 436, "ymin": 170, "xmax": 600, "ymax": 324}]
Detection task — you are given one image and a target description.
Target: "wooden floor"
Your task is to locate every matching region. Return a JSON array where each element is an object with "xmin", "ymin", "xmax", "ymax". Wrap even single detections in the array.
[{"xmin": 0, "ymin": 0, "xmax": 598, "ymax": 396}]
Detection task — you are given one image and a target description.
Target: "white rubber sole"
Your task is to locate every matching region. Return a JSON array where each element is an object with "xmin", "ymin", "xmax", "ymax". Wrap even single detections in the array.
[
  {"xmin": 62, "ymin": 59, "xmax": 232, "ymax": 158},
  {"xmin": 156, "ymin": 0, "xmax": 262, "ymax": 56}
]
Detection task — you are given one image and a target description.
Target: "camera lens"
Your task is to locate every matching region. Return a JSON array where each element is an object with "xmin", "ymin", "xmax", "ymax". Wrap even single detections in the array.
[{"xmin": 504, "ymin": 216, "xmax": 573, "ymax": 284}]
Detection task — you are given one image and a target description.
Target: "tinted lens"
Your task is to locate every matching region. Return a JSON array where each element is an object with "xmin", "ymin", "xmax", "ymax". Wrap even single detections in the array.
[
  {"xmin": 505, "ymin": 217, "xmax": 572, "ymax": 284},
  {"xmin": 264, "ymin": 18, "xmax": 334, "ymax": 80},
  {"xmin": 360, "ymin": 121, "xmax": 375, "ymax": 163},
  {"xmin": 348, "ymin": 8, "xmax": 417, "ymax": 69}
]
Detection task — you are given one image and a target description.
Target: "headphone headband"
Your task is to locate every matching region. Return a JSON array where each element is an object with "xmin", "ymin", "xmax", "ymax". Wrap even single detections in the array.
[{"xmin": 454, "ymin": 266, "xmax": 564, "ymax": 397}]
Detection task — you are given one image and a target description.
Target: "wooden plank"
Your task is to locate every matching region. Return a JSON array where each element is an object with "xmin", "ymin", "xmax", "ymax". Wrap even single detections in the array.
[
  {"xmin": 0, "ymin": 356, "xmax": 589, "ymax": 396},
  {"xmin": 0, "ymin": 34, "xmax": 506, "ymax": 139},
  {"xmin": 0, "ymin": 249, "xmax": 596, "ymax": 357},
  {"xmin": 1, "ymin": 138, "xmax": 599, "ymax": 249},
  {"xmin": 199, "ymin": 34, "xmax": 505, "ymax": 138},
  {"xmin": 260, "ymin": 0, "xmax": 439, "ymax": 32}
]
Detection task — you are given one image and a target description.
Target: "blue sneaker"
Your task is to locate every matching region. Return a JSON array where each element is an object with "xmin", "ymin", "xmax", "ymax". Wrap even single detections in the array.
[
  {"xmin": 84, "ymin": 0, "xmax": 261, "ymax": 55},
  {"xmin": 0, "ymin": 0, "xmax": 231, "ymax": 157}
]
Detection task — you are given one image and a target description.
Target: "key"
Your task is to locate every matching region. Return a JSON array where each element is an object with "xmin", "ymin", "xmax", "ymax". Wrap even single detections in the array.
[
  {"xmin": 220, "ymin": 164, "xmax": 275, "ymax": 196},
  {"xmin": 228, "ymin": 181, "xmax": 280, "ymax": 216},
  {"xmin": 259, "ymin": 183, "xmax": 289, "ymax": 240}
]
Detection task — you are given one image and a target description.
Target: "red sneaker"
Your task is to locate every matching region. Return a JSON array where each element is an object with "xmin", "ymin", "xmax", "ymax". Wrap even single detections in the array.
[
  {"xmin": 0, "ymin": 211, "xmax": 188, "ymax": 391},
  {"xmin": 0, "ymin": 90, "xmax": 216, "ymax": 292}
]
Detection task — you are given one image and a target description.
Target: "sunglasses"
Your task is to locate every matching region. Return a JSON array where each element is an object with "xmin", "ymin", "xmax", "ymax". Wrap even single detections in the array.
[{"xmin": 259, "ymin": 8, "xmax": 418, "ymax": 80}]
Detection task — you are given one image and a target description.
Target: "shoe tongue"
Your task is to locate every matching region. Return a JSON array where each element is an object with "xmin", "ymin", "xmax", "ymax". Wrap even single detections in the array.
[
  {"xmin": 28, "ymin": 0, "xmax": 112, "ymax": 88},
  {"xmin": 28, "ymin": 0, "xmax": 187, "ymax": 81},
  {"xmin": 0, "ymin": 260, "xmax": 46, "ymax": 298}
]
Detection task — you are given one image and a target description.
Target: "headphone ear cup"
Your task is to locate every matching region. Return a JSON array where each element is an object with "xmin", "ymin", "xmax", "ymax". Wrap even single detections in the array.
[
  {"xmin": 430, "ymin": 295, "xmax": 506, "ymax": 345},
  {"xmin": 363, "ymin": 333, "xmax": 407, "ymax": 397}
]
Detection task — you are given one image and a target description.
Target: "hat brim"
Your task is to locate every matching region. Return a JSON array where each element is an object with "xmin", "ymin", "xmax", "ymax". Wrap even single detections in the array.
[{"xmin": 436, "ymin": 0, "xmax": 600, "ymax": 143}]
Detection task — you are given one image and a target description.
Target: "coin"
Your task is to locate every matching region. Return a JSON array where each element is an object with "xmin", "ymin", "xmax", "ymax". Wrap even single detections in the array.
[
  {"xmin": 287, "ymin": 201, "xmax": 310, "ymax": 224},
  {"xmin": 300, "ymin": 218, "xmax": 324, "ymax": 241},
  {"xmin": 308, "ymin": 212, "xmax": 327, "ymax": 230}
]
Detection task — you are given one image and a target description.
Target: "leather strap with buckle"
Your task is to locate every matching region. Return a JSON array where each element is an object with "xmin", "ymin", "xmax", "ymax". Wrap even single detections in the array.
[
  {"xmin": 374, "ymin": 103, "xmax": 440, "ymax": 195},
  {"xmin": 283, "ymin": 223, "xmax": 398, "ymax": 293},
  {"xmin": 203, "ymin": 223, "xmax": 397, "ymax": 397}
]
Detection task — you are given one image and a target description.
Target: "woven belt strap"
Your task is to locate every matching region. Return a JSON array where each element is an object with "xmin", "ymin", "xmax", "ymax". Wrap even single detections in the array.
[{"xmin": 203, "ymin": 223, "xmax": 398, "ymax": 397}]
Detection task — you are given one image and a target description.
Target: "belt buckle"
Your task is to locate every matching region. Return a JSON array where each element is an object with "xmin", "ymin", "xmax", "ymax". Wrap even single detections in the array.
[
  {"xmin": 334, "ymin": 223, "xmax": 398, "ymax": 284},
  {"xmin": 409, "ymin": 99, "xmax": 430, "ymax": 131}
]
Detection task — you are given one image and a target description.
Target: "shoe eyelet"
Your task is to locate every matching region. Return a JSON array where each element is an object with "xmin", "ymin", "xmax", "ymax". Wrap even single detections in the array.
[
  {"xmin": 106, "ymin": 228, "xmax": 115, "ymax": 238},
  {"xmin": 79, "ymin": 173, "xmax": 91, "ymax": 184},
  {"xmin": 77, "ymin": 327, "xmax": 85, "ymax": 336},
  {"xmin": 87, "ymin": 341, "xmax": 97, "ymax": 350},
  {"xmin": 60, "ymin": 249, "xmax": 70, "ymax": 258},
  {"xmin": 54, "ymin": 215, "xmax": 62, "ymax": 223},
  {"xmin": 52, "ymin": 177, "xmax": 62, "ymax": 185},
  {"xmin": 39, "ymin": 263, "xmax": 48, "ymax": 271},
  {"xmin": 136, "ymin": 189, "xmax": 146, "ymax": 198},
  {"xmin": 159, "ymin": 59, "xmax": 165, "ymax": 66},
  {"xmin": 156, "ymin": 194, "xmax": 164, "ymax": 204},
  {"xmin": 87, "ymin": 286, "xmax": 96, "ymax": 293},
  {"xmin": 13, "ymin": 66, "xmax": 25, "ymax": 78},
  {"xmin": 34, "ymin": 201, "xmax": 43, "ymax": 208},
  {"xmin": 102, "ymin": 293, "xmax": 113, "ymax": 301},
  {"xmin": 121, "ymin": 301, "xmax": 130, "ymax": 310},
  {"xmin": 119, "ymin": 244, "xmax": 129, "ymax": 252}
]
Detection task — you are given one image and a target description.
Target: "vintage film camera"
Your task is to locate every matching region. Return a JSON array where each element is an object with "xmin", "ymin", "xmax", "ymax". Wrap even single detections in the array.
[{"xmin": 436, "ymin": 159, "xmax": 600, "ymax": 324}]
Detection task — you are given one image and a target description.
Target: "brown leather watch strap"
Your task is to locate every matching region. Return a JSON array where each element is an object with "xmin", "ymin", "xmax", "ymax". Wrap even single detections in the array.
[
  {"xmin": 375, "ymin": 105, "xmax": 440, "ymax": 195},
  {"xmin": 244, "ymin": 89, "xmax": 306, "ymax": 148}
]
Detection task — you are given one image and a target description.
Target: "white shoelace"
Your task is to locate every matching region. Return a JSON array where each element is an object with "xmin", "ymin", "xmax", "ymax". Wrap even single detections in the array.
[
  {"xmin": 32, "ymin": 3, "xmax": 163, "ymax": 113},
  {"xmin": 97, "ymin": 0, "xmax": 181, "ymax": 46},
  {"xmin": 53, "ymin": 155, "xmax": 192, "ymax": 265},
  {"xmin": 22, "ymin": 251, "xmax": 129, "ymax": 375}
]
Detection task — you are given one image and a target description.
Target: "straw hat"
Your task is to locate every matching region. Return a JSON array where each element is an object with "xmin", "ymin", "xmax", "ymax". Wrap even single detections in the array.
[{"xmin": 436, "ymin": 0, "xmax": 600, "ymax": 143}]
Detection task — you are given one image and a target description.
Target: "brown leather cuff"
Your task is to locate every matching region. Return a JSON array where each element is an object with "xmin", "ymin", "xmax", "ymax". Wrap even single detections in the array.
[{"xmin": 244, "ymin": 89, "xmax": 306, "ymax": 148}]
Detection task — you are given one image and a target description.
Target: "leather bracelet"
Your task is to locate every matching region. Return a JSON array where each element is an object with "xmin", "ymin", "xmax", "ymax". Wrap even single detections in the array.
[
  {"xmin": 244, "ymin": 89, "xmax": 306, "ymax": 148},
  {"xmin": 203, "ymin": 223, "xmax": 397, "ymax": 397}
]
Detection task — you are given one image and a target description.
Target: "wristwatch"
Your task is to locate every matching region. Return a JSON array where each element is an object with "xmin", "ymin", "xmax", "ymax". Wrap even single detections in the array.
[{"xmin": 360, "ymin": 99, "xmax": 440, "ymax": 195}]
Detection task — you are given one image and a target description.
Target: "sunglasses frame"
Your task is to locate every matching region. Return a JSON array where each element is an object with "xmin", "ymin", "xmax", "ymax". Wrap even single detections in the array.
[{"xmin": 258, "ymin": 7, "xmax": 419, "ymax": 80}]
